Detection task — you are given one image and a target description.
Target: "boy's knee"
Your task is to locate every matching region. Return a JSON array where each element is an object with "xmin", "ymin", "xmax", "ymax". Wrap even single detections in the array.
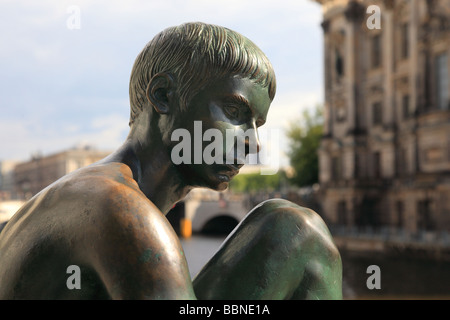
[
  {"xmin": 251, "ymin": 199, "xmax": 327, "ymax": 233},
  {"xmin": 246, "ymin": 198, "xmax": 337, "ymax": 253}
]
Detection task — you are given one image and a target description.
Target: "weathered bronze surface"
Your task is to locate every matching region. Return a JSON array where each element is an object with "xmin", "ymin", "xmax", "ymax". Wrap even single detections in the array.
[{"xmin": 0, "ymin": 22, "xmax": 342, "ymax": 299}]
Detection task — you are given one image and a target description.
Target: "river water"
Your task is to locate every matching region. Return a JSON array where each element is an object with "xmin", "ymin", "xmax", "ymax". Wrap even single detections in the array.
[{"xmin": 181, "ymin": 235, "xmax": 450, "ymax": 300}]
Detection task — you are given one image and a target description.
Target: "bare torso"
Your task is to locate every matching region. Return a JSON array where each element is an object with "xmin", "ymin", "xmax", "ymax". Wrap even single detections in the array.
[{"xmin": 0, "ymin": 162, "xmax": 194, "ymax": 299}]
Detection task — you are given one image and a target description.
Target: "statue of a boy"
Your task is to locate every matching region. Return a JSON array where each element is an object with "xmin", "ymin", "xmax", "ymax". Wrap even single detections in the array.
[{"xmin": 0, "ymin": 22, "xmax": 342, "ymax": 299}]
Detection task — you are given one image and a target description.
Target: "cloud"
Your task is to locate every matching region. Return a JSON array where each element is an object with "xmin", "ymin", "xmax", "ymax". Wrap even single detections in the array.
[
  {"xmin": 0, "ymin": 113, "xmax": 128, "ymax": 161},
  {"xmin": 265, "ymin": 89, "xmax": 323, "ymax": 130},
  {"xmin": 0, "ymin": 0, "xmax": 324, "ymax": 165},
  {"xmin": 77, "ymin": 113, "xmax": 129, "ymax": 151}
]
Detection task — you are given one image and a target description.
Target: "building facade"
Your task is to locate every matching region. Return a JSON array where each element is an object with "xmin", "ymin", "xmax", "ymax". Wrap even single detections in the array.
[
  {"xmin": 0, "ymin": 160, "xmax": 19, "ymax": 200},
  {"xmin": 13, "ymin": 147, "xmax": 111, "ymax": 199},
  {"xmin": 315, "ymin": 0, "xmax": 450, "ymax": 232}
]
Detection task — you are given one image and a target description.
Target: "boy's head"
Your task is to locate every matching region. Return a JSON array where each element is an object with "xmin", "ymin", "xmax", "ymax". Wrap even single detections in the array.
[{"xmin": 128, "ymin": 22, "xmax": 276, "ymax": 126}]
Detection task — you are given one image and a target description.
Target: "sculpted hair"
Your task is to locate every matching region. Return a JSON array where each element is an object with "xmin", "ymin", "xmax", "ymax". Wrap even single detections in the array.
[{"xmin": 129, "ymin": 22, "xmax": 276, "ymax": 126}]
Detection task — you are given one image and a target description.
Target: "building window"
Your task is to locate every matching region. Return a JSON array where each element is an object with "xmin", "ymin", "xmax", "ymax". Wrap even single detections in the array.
[
  {"xmin": 372, "ymin": 101, "xmax": 382, "ymax": 125},
  {"xmin": 400, "ymin": 23, "xmax": 409, "ymax": 59},
  {"xmin": 371, "ymin": 34, "xmax": 382, "ymax": 68},
  {"xmin": 396, "ymin": 201, "xmax": 404, "ymax": 229},
  {"xmin": 337, "ymin": 201, "xmax": 347, "ymax": 225},
  {"xmin": 354, "ymin": 153, "xmax": 360, "ymax": 178},
  {"xmin": 417, "ymin": 200, "xmax": 434, "ymax": 231},
  {"xmin": 373, "ymin": 152, "xmax": 381, "ymax": 178},
  {"xmin": 331, "ymin": 156, "xmax": 342, "ymax": 181},
  {"xmin": 335, "ymin": 48, "xmax": 344, "ymax": 78},
  {"xmin": 396, "ymin": 148, "xmax": 407, "ymax": 177},
  {"xmin": 435, "ymin": 53, "xmax": 449, "ymax": 110},
  {"xmin": 402, "ymin": 94, "xmax": 410, "ymax": 119}
]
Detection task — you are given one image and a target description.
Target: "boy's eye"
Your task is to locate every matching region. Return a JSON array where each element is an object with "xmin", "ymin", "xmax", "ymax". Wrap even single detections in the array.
[{"xmin": 223, "ymin": 105, "xmax": 240, "ymax": 119}]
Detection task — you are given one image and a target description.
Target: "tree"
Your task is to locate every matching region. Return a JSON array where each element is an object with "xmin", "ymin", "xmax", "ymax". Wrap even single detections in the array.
[
  {"xmin": 229, "ymin": 171, "xmax": 285, "ymax": 193},
  {"xmin": 286, "ymin": 105, "xmax": 323, "ymax": 187}
]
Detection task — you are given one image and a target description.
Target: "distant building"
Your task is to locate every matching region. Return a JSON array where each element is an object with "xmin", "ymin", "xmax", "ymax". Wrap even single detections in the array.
[
  {"xmin": 14, "ymin": 146, "xmax": 111, "ymax": 199},
  {"xmin": 0, "ymin": 160, "xmax": 19, "ymax": 200},
  {"xmin": 314, "ymin": 0, "xmax": 450, "ymax": 232}
]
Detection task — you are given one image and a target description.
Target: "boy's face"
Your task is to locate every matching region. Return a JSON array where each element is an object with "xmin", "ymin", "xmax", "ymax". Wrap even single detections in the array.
[{"xmin": 168, "ymin": 75, "xmax": 272, "ymax": 191}]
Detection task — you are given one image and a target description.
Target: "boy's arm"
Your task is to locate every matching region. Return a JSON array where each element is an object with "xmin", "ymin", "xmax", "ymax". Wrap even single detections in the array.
[{"xmin": 88, "ymin": 188, "xmax": 196, "ymax": 299}]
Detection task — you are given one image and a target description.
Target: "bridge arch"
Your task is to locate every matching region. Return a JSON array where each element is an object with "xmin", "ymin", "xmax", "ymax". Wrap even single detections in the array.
[
  {"xmin": 199, "ymin": 214, "xmax": 240, "ymax": 235},
  {"xmin": 189, "ymin": 199, "xmax": 249, "ymax": 234}
]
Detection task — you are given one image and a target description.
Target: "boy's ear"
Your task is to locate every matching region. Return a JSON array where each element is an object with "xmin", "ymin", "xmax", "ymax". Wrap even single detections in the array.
[{"xmin": 146, "ymin": 73, "xmax": 175, "ymax": 114}]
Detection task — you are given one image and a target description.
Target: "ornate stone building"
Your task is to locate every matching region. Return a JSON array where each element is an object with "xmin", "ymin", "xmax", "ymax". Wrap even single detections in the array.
[{"xmin": 314, "ymin": 0, "xmax": 450, "ymax": 232}]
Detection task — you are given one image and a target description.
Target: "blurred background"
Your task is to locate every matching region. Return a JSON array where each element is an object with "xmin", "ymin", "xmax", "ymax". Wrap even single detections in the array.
[{"xmin": 1, "ymin": 0, "xmax": 449, "ymax": 299}]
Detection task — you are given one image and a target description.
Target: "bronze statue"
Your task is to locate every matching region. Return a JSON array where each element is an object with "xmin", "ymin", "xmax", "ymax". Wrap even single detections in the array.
[{"xmin": 0, "ymin": 22, "xmax": 342, "ymax": 299}]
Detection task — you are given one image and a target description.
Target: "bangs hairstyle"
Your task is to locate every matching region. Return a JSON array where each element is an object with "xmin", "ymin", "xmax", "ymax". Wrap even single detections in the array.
[{"xmin": 129, "ymin": 22, "xmax": 277, "ymax": 126}]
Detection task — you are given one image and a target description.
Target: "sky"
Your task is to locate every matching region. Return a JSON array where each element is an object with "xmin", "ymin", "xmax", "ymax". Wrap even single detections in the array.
[{"xmin": 0, "ymin": 0, "xmax": 324, "ymax": 167}]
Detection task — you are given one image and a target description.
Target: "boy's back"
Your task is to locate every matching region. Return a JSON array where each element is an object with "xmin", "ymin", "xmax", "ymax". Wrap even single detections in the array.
[{"xmin": 0, "ymin": 162, "xmax": 194, "ymax": 299}]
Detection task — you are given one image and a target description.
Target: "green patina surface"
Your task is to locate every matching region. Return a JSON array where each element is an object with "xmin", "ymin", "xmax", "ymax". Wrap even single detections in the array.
[{"xmin": 139, "ymin": 248, "xmax": 161, "ymax": 263}]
